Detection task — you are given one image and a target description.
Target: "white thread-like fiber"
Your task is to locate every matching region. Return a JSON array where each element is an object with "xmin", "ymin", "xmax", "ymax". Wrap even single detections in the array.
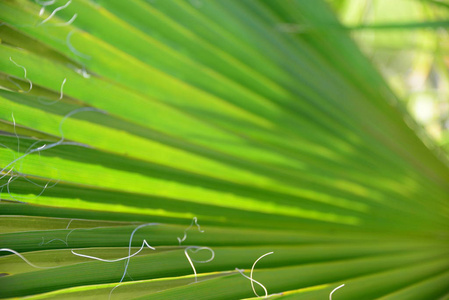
[
  {"xmin": 0, "ymin": 108, "xmax": 105, "ymax": 202},
  {"xmin": 0, "ymin": 248, "xmax": 56, "ymax": 269},
  {"xmin": 237, "ymin": 251, "xmax": 274, "ymax": 298},
  {"xmin": 8, "ymin": 57, "xmax": 32, "ymax": 93},
  {"xmin": 67, "ymin": 30, "xmax": 91, "ymax": 59},
  {"xmin": 177, "ymin": 217, "xmax": 204, "ymax": 245},
  {"xmin": 39, "ymin": 77, "xmax": 67, "ymax": 105},
  {"xmin": 38, "ymin": 0, "xmax": 72, "ymax": 25},
  {"xmin": 184, "ymin": 246, "xmax": 215, "ymax": 283},
  {"xmin": 71, "ymin": 239, "xmax": 155, "ymax": 262},
  {"xmin": 329, "ymin": 284, "xmax": 345, "ymax": 300}
]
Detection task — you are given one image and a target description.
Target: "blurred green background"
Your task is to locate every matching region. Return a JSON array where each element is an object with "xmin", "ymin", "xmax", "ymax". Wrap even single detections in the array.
[{"xmin": 329, "ymin": 0, "xmax": 449, "ymax": 154}]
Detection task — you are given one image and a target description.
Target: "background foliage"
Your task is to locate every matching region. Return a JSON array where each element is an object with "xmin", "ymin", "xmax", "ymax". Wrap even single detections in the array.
[{"xmin": 330, "ymin": 0, "xmax": 449, "ymax": 154}]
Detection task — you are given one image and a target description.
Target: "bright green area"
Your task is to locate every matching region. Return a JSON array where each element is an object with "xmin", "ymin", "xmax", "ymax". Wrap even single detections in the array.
[{"xmin": 329, "ymin": 0, "xmax": 449, "ymax": 153}]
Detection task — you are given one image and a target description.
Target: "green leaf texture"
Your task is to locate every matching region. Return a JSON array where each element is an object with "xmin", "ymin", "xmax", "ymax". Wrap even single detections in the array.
[{"xmin": 0, "ymin": 0, "xmax": 448, "ymax": 299}]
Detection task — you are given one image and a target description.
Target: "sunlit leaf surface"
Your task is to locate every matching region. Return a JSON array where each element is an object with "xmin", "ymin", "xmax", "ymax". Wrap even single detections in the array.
[{"xmin": 0, "ymin": 0, "xmax": 448, "ymax": 299}]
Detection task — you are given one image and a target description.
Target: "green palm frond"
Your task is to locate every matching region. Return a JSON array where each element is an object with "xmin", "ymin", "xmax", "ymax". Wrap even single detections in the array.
[{"xmin": 0, "ymin": 0, "xmax": 448, "ymax": 299}]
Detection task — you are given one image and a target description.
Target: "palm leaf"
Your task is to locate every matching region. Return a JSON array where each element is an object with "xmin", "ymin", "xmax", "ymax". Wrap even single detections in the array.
[{"xmin": 1, "ymin": 0, "xmax": 448, "ymax": 299}]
